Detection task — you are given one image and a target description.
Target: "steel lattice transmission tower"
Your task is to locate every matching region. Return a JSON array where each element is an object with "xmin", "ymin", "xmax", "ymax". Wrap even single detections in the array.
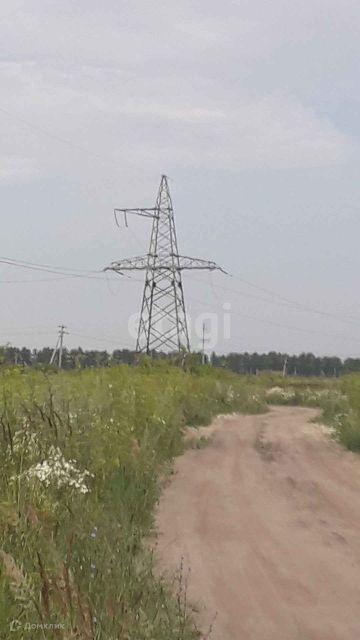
[{"xmin": 105, "ymin": 175, "xmax": 225, "ymax": 354}]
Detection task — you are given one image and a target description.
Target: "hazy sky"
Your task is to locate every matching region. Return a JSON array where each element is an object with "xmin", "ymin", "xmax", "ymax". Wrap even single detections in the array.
[{"xmin": 1, "ymin": 0, "xmax": 360, "ymax": 357}]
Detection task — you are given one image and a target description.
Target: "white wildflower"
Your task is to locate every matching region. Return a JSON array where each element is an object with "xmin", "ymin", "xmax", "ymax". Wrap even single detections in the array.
[
  {"xmin": 251, "ymin": 394, "xmax": 262, "ymax": 403},
  {"xmin": 17, "ymin": 446, "xmax": 94, "ymax": 494},
  {"xmin": 266, "ymin": 387, "xmax": 295, "ymax": 400},
  {"xmin": 9, "ymin": 430, "xmax": 39, "ymax": 457},
  {"xmin": 226, "ymin": 386, "xmax": 234, "ymax": 402}
]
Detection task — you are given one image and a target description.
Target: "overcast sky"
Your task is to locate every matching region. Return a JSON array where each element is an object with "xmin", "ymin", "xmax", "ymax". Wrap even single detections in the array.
[{"xmin": 1, "ymin": 0, "xmax": 360, "ymax": 357}]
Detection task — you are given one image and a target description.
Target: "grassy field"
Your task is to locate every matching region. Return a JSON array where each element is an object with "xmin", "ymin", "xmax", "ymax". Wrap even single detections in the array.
[
  {"xmin": 0, "ymin": 362, "xmax": 266, "ymax": 640},
  {"xmin": 2, "ymin": 362, "xmax": 360, "ymax": 639}
]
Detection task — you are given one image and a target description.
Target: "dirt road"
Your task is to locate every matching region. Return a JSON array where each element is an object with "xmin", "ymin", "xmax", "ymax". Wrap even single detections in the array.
[{"xmin": 155, "ymin": 407, "xmax": 360, "ymax": 640}]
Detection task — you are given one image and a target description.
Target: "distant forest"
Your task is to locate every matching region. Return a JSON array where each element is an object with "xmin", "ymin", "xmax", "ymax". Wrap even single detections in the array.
[{"xmin": 1, "ymin": 345, "xmax": 360, "ymax": 376}]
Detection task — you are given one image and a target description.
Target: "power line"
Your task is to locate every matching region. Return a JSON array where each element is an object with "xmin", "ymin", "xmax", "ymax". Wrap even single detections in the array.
[
  {"xmin": 3, "ymin": 253, "xmax": 360, "ymax": 337},
  {"xmin": 188, "ymin": 272, "xmax": 360, "ymax": 328},
  {"xmin": 1, "ymin": 86, "xmax": 358, "ymax": 332},
  {"xmin": 0, "ymin": 256, "xmax": 99, "ymax": 274},
  {"xmin": 230, "ymin": 271, "xmax": 360, "ymax": 325},
  {"xmin": 186, "ymin": 294, "xmax": 360, "ymax": 347},
  {"xmin": 2, "ymin": 250, "xmax": 360, "ymax": 338},
  {"xmin": 0, "ymin": 325, "xmax": 135, "ymax": 350},
  {"xmin": 0, "ymin": 276, "xmax": 78, "ymax": 284},
  {"xmin": 70, "ymin": 331, "xmax": 134, "ymax": 349},
  {"xmin": 0, "ymin": 257, "xmax": 118, "ymax": 281},
  {"xmin": 0, "ymin": 330, "xmax": 55, "ymax": 337},
  {"xmin": 1, "ymin": 316, "xmax": 358, "ymax": 356},
  {"xmin": 0, "ymin": 106, "xmax": 112, "ymax": 166}
]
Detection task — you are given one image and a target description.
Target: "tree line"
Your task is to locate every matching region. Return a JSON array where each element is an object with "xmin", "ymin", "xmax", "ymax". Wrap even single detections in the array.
[
  {"xmin": 1, "ymin": 345, "xmax": 360, "ymax": 376},
  {"xmin": 210, "ymin": 351, "xmax": 350, "ymax": 376}
]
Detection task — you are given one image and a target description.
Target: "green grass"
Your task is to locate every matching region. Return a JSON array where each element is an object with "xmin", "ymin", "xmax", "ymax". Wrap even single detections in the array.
[
  {"xmin": 0, "ymin": 362, "xmax": 267, "ymax": 639},
  {"xmin": 321, "ymin": 375, "xmax": 360, "ymax": 452}
]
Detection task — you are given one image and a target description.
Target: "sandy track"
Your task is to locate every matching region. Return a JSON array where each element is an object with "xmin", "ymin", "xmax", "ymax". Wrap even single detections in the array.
[{"xmin": 154, "ymin": 407, "xmax": 360, "ymax": 640}]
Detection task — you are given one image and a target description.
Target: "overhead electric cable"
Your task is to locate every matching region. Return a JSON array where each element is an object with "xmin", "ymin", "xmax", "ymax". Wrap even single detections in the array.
[
  {"xmin": 0, "ymin": 106, "xmax": 110, "ymax": 165},
  {"xmin": 186, "ymin": 294, "xmax": 360, "ymax": 347},
  {"xmin": 187, "ymin": 273, "xmax": 360, "ymax": 328}
]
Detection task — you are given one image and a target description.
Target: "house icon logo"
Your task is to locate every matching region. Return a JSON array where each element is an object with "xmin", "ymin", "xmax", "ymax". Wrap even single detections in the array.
[{"xmin": 10, "ymin": 620, "xmax": 22, "ymax": 632}]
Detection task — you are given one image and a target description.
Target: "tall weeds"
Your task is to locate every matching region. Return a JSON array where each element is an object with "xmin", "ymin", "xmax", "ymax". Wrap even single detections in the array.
[{"xmin": 0, "ymin": 362, "xmax": 266, "ymax": 639}]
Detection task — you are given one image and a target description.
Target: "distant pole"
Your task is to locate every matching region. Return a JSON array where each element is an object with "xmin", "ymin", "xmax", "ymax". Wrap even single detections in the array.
[
  {"xmin": 50, "ymin": 337, "xmax": 60, "ymax": 366},
  {"xmin": 50, "ymin": 325, "xmax": 67, "ymax": 368},
  {"xmin": 59, "ymin": 325, "xmax": 65, "ymax": 369},
  {"xmin": 202, "ymin": 322, "xmax": 206, "ymax": 365},
  {"xmin": 282, "ymin": 356, "xmax": 288, "ymax": 377}
]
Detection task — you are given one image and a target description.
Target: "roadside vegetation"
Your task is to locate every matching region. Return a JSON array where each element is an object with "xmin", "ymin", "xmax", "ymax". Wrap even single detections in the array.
[
  {"xmin": 0, "ymin": 362, "xmax": 266, "ymax": 640},
  {"xmin": 260, "ymin": 372, "xmax": 360, "ymax": 453},
  {"xmin": 258, "ymin": 373, "xmax": 341, "ymax": 407},
  {"xmin": 320, "ymin": 375, "xmax": 360, "ymax": 452}
]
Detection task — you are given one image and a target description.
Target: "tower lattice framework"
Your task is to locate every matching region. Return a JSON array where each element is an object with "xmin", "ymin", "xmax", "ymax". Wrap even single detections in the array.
[{"xmin": 105, "ymin": 175, "xmax": 225, "ymax": 354}]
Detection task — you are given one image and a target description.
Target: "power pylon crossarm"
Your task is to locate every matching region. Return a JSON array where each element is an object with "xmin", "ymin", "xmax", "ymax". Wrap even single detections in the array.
[{"xmin": 105, "ymin": 175, "xmax": 225, "ymax": 354}]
